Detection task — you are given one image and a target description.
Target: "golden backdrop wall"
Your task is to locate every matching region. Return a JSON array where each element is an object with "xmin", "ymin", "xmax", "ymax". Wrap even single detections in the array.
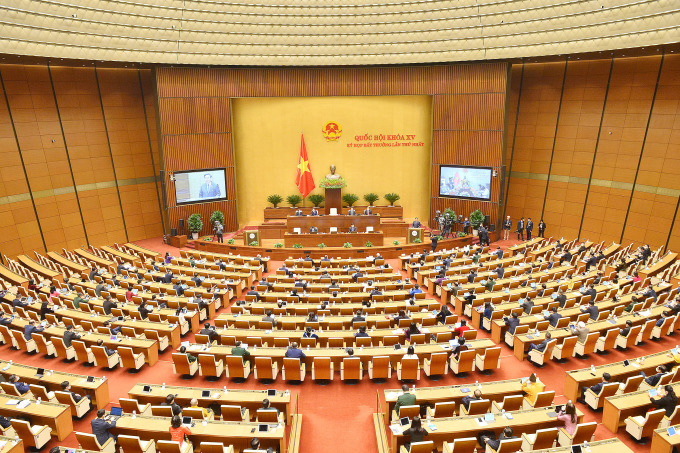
[{"xmin": 232, "ymin": 95, "xmax": 433, "ymax": 226}]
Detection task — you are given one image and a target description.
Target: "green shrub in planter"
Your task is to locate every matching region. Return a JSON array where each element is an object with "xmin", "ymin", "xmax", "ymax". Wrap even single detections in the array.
[
  {"xmin": 293, "ymin": 243, "xmax": 303, "ymax": 249},
  {"xmin": 365, "ymin": 241, "xmax": 373, "ymax": 247},
  {"xmin": 363, "ymin": 193, "xmax": 379, "ymax": 206},
  {"xmin": 438, "ymin": 235, "xmax": 444, "ymax": 240},
  {"xmin": 209, "ymin": 210, "xmax": 225, "ymax": 227},
  {"xmin": 227, "ymin": 238, "xmax": 235, "ymax": 244},
  {"xmin": 343, "ymin": 242, "xmax": 352, "ymax": 248},
  {"xmin": 457, "ymin": 232, "xmax": 466, "ymax": 237},
  {"xmin": 342, "ymin": 193, "xmax": 359, "ymax": 207},
  {"xmin": 318, "ymin": 243, "xmax": 326, "ymax": 248},
  {"xmin": 414, "ymin": 238, "xmax": 422, "ymax": 243},
  {"xmin": 249, "ymin": 241, "xmax": 259, "ymax": 247},
  {"xmin": 267, "ymin": 194, "xmax": 283, "ymax": 207},
  {"xmin": 384, "ymin": 193, "xmax": 400, "ymax": 206},
  {"xmin": 287, "ymin": 194, "xmax": 303, "ymax": 207},
  {"xmin": 470, "ymin": 209, "xmax": 485, "ymax": 230},
  {"xmin": 444, "ymin": 208, "xmax": 456, "ymax": 220},
  {"xmin": 274, "ymin": 242, "xmax": 283, "ymax": 248},
  {"xmin": 393, "ymin": 240, "xmax": 399, "ymax": 245},
  {"xmin": 187, "ymin": 213, "xmax": 203, "ymax": 237},
  {"xmin": 308, "ymin": 193, "xmax": 325, "ymax": 207}
]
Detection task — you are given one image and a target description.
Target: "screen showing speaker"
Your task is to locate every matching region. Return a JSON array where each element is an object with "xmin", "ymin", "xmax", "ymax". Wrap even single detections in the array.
[
  {"xmin": 438, "ymin": 165, "xmax": 492, "ymax": 201},
  {"xmin": 174, "ymin": 169, "xmax": 227, "ymax": 205}
]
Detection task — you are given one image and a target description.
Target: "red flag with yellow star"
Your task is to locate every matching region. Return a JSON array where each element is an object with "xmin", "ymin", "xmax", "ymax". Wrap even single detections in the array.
[{"xmin": 295, "ymin": 134, "xmax": 315, "ymax": 197}]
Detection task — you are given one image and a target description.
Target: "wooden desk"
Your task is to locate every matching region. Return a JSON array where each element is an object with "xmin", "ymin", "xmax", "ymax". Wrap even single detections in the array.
[
  {"xmin": 170, "ymin": 258, "xmax": 263, "ymax": 281},
  {"xmin": 286, "ymin": 214, "xmax": 380, "ymax": 233},
  {"xmin": 0, "ymin": 265, "xmax": 28, "ymax": 288},
  {"xmin": 73, "ymin": 249, "xmax": 114, "ymax": 270},
  {"xmin": 185, "ymin": 338, "xmax": 496, "ymax": 370},
  {"xmin": 564, "ymin": 349, "xmax": 679, "ymax": 402},
  {"xmin": 124, "ymin": 243, "xmax": 160, "ymax": 260},
  {"xmin": 383, "ymin": 378, "xmax": 524, "ymax": 425},
  {"xmin": 284, "ymin": 232, "xmax": 384, "ymax": 247},
  {"xmin": 244, "ymin": 289, "xmax": 421, "ymax": 304},
  {"xmin": 651, "ymin": 424, "xmax": 680, "ymax": 453},
  {"xmin": 128, "ymin": 383, "xmax": 292, "ymax": 424},
  {"xmin": 180, "ymin": 249, "xmax": 270, "ymax": 268},
  {"xmin": 169, "ymin": 235, "xmax": 188, "ymax": 248},
  {"xmin": 0, "ymin": 436, "xmax": 23, "ymax": 453},
  {"xmin": 445, "ymin": 438, "xmax": 630, "ymax": 453},
  {"xmin": 639, "ymin": 252, "xmax": 679, "ymax": 281},
  {"xmin": 513, "ymin": 305, "xmax": 668, "ymax": 361},
  {"xmin": 603, "ymin": 383, "xmax": 680, "ymax": 433},
  {"xmin": 0, "ymin": 393, "xmax": 72, "ymax": 441},
  {"xmin": 238, "ymin": 299, "xmax": 437, "ymax": 315},
  {"xmin": 506, "ymin": 238, "xmax": 545, "ymax": 257},
  {"xmin": 47, "ymin": 252, "xmax": 89, "ymax": 274},
  {"xmin": 112, "ymin": 414, "xmax": 286, "ymax": 453},
  {"xmin": 0, "ymin": 360, "xmax": 110, "ymax": 409},
  {"xmin": 8, "ymin": 318, "xmax": 159, "ymax": 366},
  {"xmin": 16, "ymin": 255, "xmax": 60, "ymax": 280},
  {"xmin": 390, "ymin": 406, "xmax": 583, "ymax": 451},
  {"xmin": 101, "ymin": 246, "xmax": 143, "ymax": 267}
]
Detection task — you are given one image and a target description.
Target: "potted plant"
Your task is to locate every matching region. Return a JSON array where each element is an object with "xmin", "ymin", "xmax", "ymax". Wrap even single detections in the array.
[
  {"xmin": 444, "ymin": 208, "xmax": 456, "ymax": 221},
  {"xmin": 249, "ymin": 241, "xmax": 259, "ymax": 247},
  {"xmin": 274, "ymin": 242, "xmax": 283, "ymax": 248},
  {"xmin": 414, "ymin": 238, "xmax": 422, "ymax": 244},
  {"xmin": 308, "ymin": 193, "xmax": 325, "ymax": 207},
  {"xmin": 209, "ymin": 210, "xmax": 224, "ymax": 228},
  {"xmin": 363, "ymin": 193, "xmax": 379, "ymax": 206},
  {"xmin": 365, "ymin": 241, "xmax": 373, "ymax": 247},
  {"xmin": 267, "ymin": 194, "xmax": 284, "ymax": 208},
  {"xmin": 457, "ymin": 232, "xmax": 466, "ymax": 237},
  {"xmin": 393, "ymin": 240, "xmax": 399, "ymax": 245},
  {"xmin": 227, "ymin": 238, "xmax": 235, "ymax": 244},
  {"xmin": 287, "ymin": 194, "xmax": 303, "ymax": 207},
  {"xmin": 342, "ymin": 193, "xmax": 359, "ymax": 207},
  {"xmin": 293, "ymin": 243, "xmax": 303, "ymax": 249},
  {"xmin": 384, "ymin": 193, "xmax": 400, "ymax": 206},
  {"xmin": 318, "ymin": 243, "xmax": 326, "ymax": 248},
  {"xmin": 343, "ymin": 242, "xmax": 352, "ymax": 248},
  {"xmin": 187, "ymin": 213, "xmax": 203, "ymax": 240},
  {"xmin": 470, "ymin": 209, "xmax": 485, "ymax": 236}
]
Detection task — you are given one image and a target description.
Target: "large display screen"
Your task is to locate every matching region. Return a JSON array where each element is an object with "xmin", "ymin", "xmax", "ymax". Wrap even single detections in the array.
[
  {"xmin": 438, "ymin": 165, "xmax": 492, "ymax": 201},
  {"xmin": 174, "ymin": 168, "xmax": 227, "ymax": 205}
]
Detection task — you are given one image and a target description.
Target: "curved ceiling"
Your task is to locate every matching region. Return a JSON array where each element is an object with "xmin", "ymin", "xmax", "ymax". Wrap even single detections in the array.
[{"xmin": 0, "ymin": 0, "xmax": 678, "ymax": 65}]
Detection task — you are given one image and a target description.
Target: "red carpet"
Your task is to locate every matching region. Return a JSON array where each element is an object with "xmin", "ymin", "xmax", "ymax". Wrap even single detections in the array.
[{"xmin": 1, "ymin": 236, "xmax": 666, "ymax": 453}]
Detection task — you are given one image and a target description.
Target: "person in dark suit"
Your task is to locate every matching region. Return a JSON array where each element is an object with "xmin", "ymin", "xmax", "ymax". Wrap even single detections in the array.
[
  {"xmin": 310, "ymin": 207, "xmax": 319, "ymax": 216},
  {"xmin": 163, "ymin": 271, "xmax": 173, "ymax": 284},
  {"xmin": 23, "ymin": 320, "xmax": 44, "ymax": 340},
  {"xmin": 585, "ymin": 254, "xmax": 598, "ymax": 272},
  {"xmin": 479, "ymin": 225, "xmax": 490, "ymax": 247},
  {"xmin": 363, "ymin": 207, "xmax": 373, "ymax": 215},
  {"xmin": 437, "ymin": 305, "xmax": 453, "ymax": 324},
  {"xmin": 102, "ymin": 321, "xmax": 122, "ymax": 336},
  {"xmin": 650, "ymin": 385, "xmax": 678, "ymax": 417},
  {"xmin": 347, "ymin": 207, "xmax": 356, "ymax": 216},
  {"xmin": 463, "ymin": 218, "xmax": 471, "ymax": 235},
  {"xmin": 285, "ymin": 342, "xmax": 306, "ymax": 360},
  {"xmin": 466, "ymin": 269, "xmax": 477, "ymax": 284},
  {"xmin": 63, "ymin": 325, "xmax": 82, "ymax": 347},
  {"xmin": 91, "ymin": 409, "xmax": 116, "ymax": 445},
  {"xmin": 520, "ymin": 297, "xmax": 534, "ymax": 314},
  {"xmin": 517, "ymin": 217, "xmax": 525, "ymax": 240},
  {"xmin": 430, "ymin": 233, "xmax": 438, "ymax": 252},
  {"xmin": 351, "ymin": 310, "xmax": 366, "ymax": 324},
  {"xmin": 309, "ymin": 226, "xmax": 318, "ymax": 234},
  {"xmin": 246, "ymin": 286, "xmax": 260, "ymax": 301},
  {"xmin": 412, "ymin": 218, "xmax": 421, "ymax": 228},
  {"xmin": 504, "ymin": 312, "xmax": 520, "ymax": 335},
  {"xmin": 495, "ymin": 247, "xmax": 503, "ymax": 260},
  {"xmin": 199, "ymin": 322, "xmax": 219, "ymax": 344},
  {"xmin": 641, "ymin": 284, "xmax": 657, "ymax": 302},
  {"xmin": 619, "ymin": 320, "xmax": 633, "ymax": 338},
  {"xmin": 493, "ymin": 264, "xmax": 505, "ymax": 279},
  {"xmin": 528, "ymin": 332, "xmax": 551, "ymax": 352},
  {"xmin": 526, "ymin": 218, "xmax": 533, "ymax": 240},
  {"xmin": 103, "ymin": 297, "xmax": 117, "ymax": 315},
  {"xmin": 95, "ymin": 282, "xmax": 106, "ymax": 298},
  {"xmin": 536, "ymin": 283, "xmax": 547, "ymax": 298},
  {"xmin": 592, "ymin": 271, "xmax": 603, "ymax": 285},
  {"xmin": 295, "ymin": 208, "xmax": 303, "ymax": 216},
  {"xmin": 61, "ymin": 381, "xmax": 88, "ymax": 403},
  {"xmin": 640, "ymin": 365, "xmax": 668, "ymax": 387},
  {"xmin": 538, "ymin": 219, "xmax": 546, "ymax": 238},
  {"xmin": 545, "ymin": 307, "xmax": 562, "ymax": 327},
  {"xmin": 578, "ymin": 373, "xmax": 614, "ymax": 402},
  {"xmin": 559, "ymin": 249, "xmax": 572, "ymax": 265},
  {"xmin": 461, "ymin": 389, "xmax": 483, "ymax": 411},
  {"xmin": 173, "ymin": 282, "xmax": 185, "ymax": 296},
  {"xmin": 198, "ymin": 174, "xmax": 220, "ymax": 198},
  {"xmin": 348, "ymin": 224, "xmax": 357, "ymax": 233},
  {"xmin": 584, "ymin": 284, "xmax": 597, "ymax": 303},
  {"xmin": 9, "ymin": 375, "xmax": 30, "ymax": 395},
  {"xmin": 482, "ymin": 427, "xmax": 516, "ymax": 452},
  {"xmin": 555, "ymin": 289, "xmax": 567, "ymax": 308},
  {"xmin": 354, "ymin": 326, "xmax": 370, "ymax": 338},
  {"xmin": 581, "ymin": 300, "xmax": 599, "ymax": 320},
  {"xmin": 96, "ymin": 339, "xmax": 117, "ymax": 356},
  {"xmin": 161, "ymin": 394, "xmax": 182, "ymax": 416}
]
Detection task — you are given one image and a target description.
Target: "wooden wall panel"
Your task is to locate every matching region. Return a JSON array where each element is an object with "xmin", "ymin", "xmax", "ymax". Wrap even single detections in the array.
[
  {"xmin": 157, "ymin": 63, "xmax": 509, "ymax": 233},
  {"xmin": 0, "ymin": 64, "xmax": 163, "ymax": 259}
]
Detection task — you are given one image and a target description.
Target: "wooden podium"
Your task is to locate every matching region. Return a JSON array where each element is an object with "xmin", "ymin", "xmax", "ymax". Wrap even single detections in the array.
[
  {"xmin": 324, "ymin": 188, "xmax": 342, "ymax": 215},
  {"xmin": 244, "ymin": 230, "xmax": 260, "ymax": 246},
  {"xmin": 407, "ymin": 228, "xmax": 423, "ymax": 244}
]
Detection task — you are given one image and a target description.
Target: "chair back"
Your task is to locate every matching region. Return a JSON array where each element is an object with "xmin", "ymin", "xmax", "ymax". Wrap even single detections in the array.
[
  {"xmin": 370, "ymin": 356, "xmax": 391, "ymax": 379},
  {"xmin": 554, "ymin": 317, "xmax": 570, "ymax": 329},
  {"xmin": 254, "ymin": 357, "xmax": 276, "ymax": 379},
  {"xmin": 432, "ymin": 401, "xmax": 456, "ymax": 417},
  {"xmin": 408, "ymin": 441, "xmax": 434, "ymax": 453},
  {"xmin": 638, "ymin": 320, "xmax": 656, "ymax": 342},
  {"xmin": 409, "ymin": 334, "xmax": 426, "ymax": 345},
  {"xmin": 151, "ymin": 406, "xmax": 174, "ymax": 417},
  {"xmin": 172, "ymin": 353, "xmax": 193, "ymax": 374},
  {"xmin": 54, "ymin": 390, "xmax": 77, "ymax": 407},
  {"xmin": 117, "ymin": 435, "xmax": 149, "ymax": 453},
  {"xmin": 448, "ymin": 437, "xmax": 477, "ymax": 453},
  {"xmin": 283, "ymin": 357, "xmax": 304, "ymax": 381},
  {"xmin": 0, "ymin": 382, "xmax": 20, "ymax": 396},
  {"xmin": 0, "ymin": 325, "xmax": 13, "ymax": 345},
  {"xmin": 72, "ymin": 340, "xmax": 92, "ymax": 362},
  {"xmin": 530, "ymin": 428, "xmax": 558, "ymax": 450},
  {"xmin": 201, "ymin": 443, "xmax": 232, "ymax": 453},
  {"xmin": 313, "ymin": 357, "xmax": 333, "ymax": 380},
  {"xmin": 571, "ymin": 422, "xmax": 597, "ymax": 444},
  {"xmin": 598, "ymin": 383, "xmax": 621, "ymax": 400},
  {"xmin": 183, "ymin": 407, "xmax": 206, "ymax": 419},
  {"xmin": 532, "ymin": 391, "xmax": 555, "ymax": 408},
  {"xmin": 157, "ymin": 441, "xmax": 183, "ymax": 453},
  {"xmin": 455, "ymin": 350, "xmax": 476, "ymax": 373},
  {"xmin": 658, "ymin": 372, "xmax": 674, "ymax": 387},
  {"xmin": 400, "ymin": 357, "xmax": 419, "ymax": 380},
  {"xmin": 119, "ymin": 398, "xmax": 144, "ymax": 414},
  {"xmin": 92, "ymin": 345, "xmax": 115, "ymax": 365},
  {"xmin": 495, "ymin": 438, "xmax": 523, "ymax": 453},
  {"xmin": 382, "ymin": 336, "xmax": 399, "ymax": 346},
  {"xmin": 397, "ymin": 405, "xmax": 420, "ymax": 419},
  {"xmin": 479, "ymin": 347, "xmax": 501, "ymax": 370},
  {"xmin": 558, "ymin": 336, "xmax": 578, "ymax": 356},
  {"xmin": 11, "ymin": 330, "xmax": 30, "ymax": 349},
  {"xmin": 220, "ymin": 405, "xmax": 244, "ymax": 421},
  {"xmin": 32, "ymin": 333, "xmax": 51, "ymax": 355},
  {"xmin": 198, "ymin": 354, "xmax": 221, "ymax": 376},
  {"xmin": 76, "ymin": 432, "xmax": 105, "ymax": 450},
  {"xmin": 620, "ymin": 375, "xmax": 644, "ymax": 393},
  {"xmin": 499, "ymin": 394, "xmax": 524, "ymax": 412},
  {"xmin": 10, "ymin": 420, "xmax": 37, "ymax": 446},
  {"xmin": 625, "ymin": 325, "xmax": 642, "ymax": 348},
  {"xmin": 355, "ymin": 336, "xmax": 372, "ymax": 347},
  {"xmin": 339, "ymin": 357, "xmax": 359, "ymax": 380},
  {"xmin": 462, "ymin": 329, "xmax": 477, "ymax": 340},
  {"xmin": 640, "ymin": 409, "xmax": 666, "ymax": 437},
  {"xmin": 601, "ymin": 328, "xmax": 619, "ymax": 349},
  {"xmin": 226, "ymin": 356, "xmax": 248, "ymax": 378},
  {"xmin": 256, "ymin": 409, "xmax": 279, "ymax": 423},
  {"xmin": 28, "ymin": 384, "xmax": 52, "ymax": 401},
  {"xmin": 119, "ymin": 346, "xmax": 140, "ymax": 368},
  {"xmin": 195, "ymin": 334, "xmax": 211, "ymax": 345},
  {"xmin": 465, "ymin": 399, "xmax": 491, "ymax": 415},
  {"xmin": 427, "ymin": 352, "xmax": 448, "ymax": 375}
]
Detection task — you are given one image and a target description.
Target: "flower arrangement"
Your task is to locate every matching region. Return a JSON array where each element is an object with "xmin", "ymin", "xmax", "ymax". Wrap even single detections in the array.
[
  {"xmin": 384, "ymin": 193, "xmax": 400, "ymax": 206},
  {"xmin": 457, "ymin": 232, "xmax": 466, "ymax": 237},
  {"xmin": 249, "ymin": 241, "xmax": 259, "ymax": 247},
  {"xmin": 319, "ymin": 177, "xmax": 347, "ymax": 189}
]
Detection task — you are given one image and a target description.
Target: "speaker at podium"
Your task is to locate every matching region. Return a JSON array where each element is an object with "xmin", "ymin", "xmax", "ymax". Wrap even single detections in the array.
[
  {"xmin": 244, "ymin": 230, "xmax": 260, "ymax": 246},
  {"xmin": 408, "ymin": 228, "xmax": 423, "ymax": 244}
]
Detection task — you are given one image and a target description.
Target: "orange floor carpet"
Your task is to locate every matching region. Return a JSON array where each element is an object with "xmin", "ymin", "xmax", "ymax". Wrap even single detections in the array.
[{"xmin": 1, "ymin": 236, "xmax": 666, "ymax": 453}]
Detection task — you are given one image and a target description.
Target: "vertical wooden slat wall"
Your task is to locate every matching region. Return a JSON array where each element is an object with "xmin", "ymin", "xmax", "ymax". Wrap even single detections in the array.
[{"xmin": 156, "ymin": 63, "xmax": 509, "ymax": 233}]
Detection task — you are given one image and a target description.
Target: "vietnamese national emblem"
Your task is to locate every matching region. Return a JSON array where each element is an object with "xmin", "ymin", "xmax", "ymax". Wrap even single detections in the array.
[{"xmin": 322, "ymin": 121, "xmax": 342, "ymax": 141}]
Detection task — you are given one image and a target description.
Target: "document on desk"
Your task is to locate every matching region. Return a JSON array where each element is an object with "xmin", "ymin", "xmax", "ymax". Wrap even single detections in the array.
[
  {"xmin": 475, "ymin": 417, "xmax": 488, "ymax": 427},
  {"xmin": 388, "ymin": 425, "xmax": 403, "ymax": 435},
  {"xmin": 17, "ymin": 400, "xmax": 31, "ymax": 409},
  {"xmin": 5, "ymin": 400, "xmax": 19, "ymax": 405},
  {"xmin": 386, "ymin": 392, "xmax": 399, "ymax": 400}
]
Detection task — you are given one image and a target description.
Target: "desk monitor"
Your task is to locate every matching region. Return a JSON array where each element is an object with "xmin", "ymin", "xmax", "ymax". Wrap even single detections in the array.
[
  {"xmin": 182, "ymin": 416, "xmax": 192, "ymax": 426},
  {"xmin": 258, "ymin": 424, "xmax": 269, "ymax": 433},
  {"xmin": 110, "ymin": 406, "xmax": 123, "ymax": 416},
  {"xmin": 399, "ymin": 417, "xmax": 409, "ymax": 426},
  {"xmin": 267, "ymin": 389, "xmax": 277, "ymax": 397},
  {"xmin": 35, "ymin": 368, "xmax": 45, "ymax": 377},
  {"xmin": 201, "ymin": 390, "xmax": 210, "ymax": 398},
  {"xmin": 142, "ymin": 385, "xmax": 151, "ymax": 393},
  {"xmin": 571, "ymin": 446, "xmax": 582, "ymax": 453},
  {"xmin": 86, "ymin": 376, "xmax": 95, "ymax": 383}
]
